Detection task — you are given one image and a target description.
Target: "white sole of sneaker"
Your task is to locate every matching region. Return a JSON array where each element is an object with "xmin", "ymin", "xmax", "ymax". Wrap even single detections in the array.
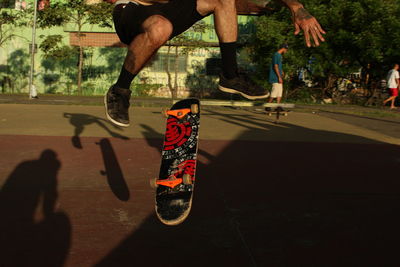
[
  {"xmin": 104, "ymin": 93, "xmax": 130, "ymax": 127},
  {"xmin": 218, "ymin": 85, "xmax": 270, "ymax": 100}
]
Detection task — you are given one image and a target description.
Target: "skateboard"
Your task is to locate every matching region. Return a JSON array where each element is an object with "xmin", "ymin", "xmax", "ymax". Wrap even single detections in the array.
[
  {"xmin": 151, "ymin": 98, "xmax": 200, "ymax": 226},
  {"xmin": 265, "ymin": 106, "xmax": 291, "ymax": 123}
]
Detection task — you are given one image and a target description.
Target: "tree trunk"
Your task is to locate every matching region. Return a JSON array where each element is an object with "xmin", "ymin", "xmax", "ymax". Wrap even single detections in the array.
[
  {"xmin": 77, "ymin": 44, "xmax": 84, "ymax": 95},
  {"xmin": 77, "ymin": 17, "xmax": 83, "ymax": 95},
  {"xmin": 173, "ymin": 46, "xmax": 179, "ymax": 99},
  {"xmin": 165, "ymin": 45, "xmax": 175, "ymax": 101}
]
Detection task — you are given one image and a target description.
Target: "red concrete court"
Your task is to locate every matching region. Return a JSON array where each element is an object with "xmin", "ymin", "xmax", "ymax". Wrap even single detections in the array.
[{"xmin": 0, "ymin": 104, "xmax": 399, "ymax": 266}]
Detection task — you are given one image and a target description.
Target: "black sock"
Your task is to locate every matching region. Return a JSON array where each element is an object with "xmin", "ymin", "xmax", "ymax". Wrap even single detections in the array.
[
  {"xmin": 115, "ymin": 66, "xmax": 136, "ymax": 89},
  {"xmin": 220, "ymin": 42, "xmax": 238, "ymax": 79}
]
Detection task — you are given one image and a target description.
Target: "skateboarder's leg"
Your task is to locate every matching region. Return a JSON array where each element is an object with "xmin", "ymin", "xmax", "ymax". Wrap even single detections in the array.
[
  {"xmin": 105, "ymin": 13, "xmax": 173, "ymax": 127},
  {"xmin": 197, "ymin": 0, "xmax": 268, "ymax": 99},
  {"xmin": 121, "ymin": 15, "xmax": 172, "ymax": 80},
  {"xmin": 197, "ymin": 0, "xmax": 237, "ymax": 75}
]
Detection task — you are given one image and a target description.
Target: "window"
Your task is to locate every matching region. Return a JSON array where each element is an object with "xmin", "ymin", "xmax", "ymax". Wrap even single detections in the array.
[{"xmin": 149, "ymin": 53, "xmax": 187, "ymax": 73}]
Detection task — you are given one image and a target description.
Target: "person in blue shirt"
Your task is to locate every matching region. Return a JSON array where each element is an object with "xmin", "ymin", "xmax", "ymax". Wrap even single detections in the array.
[{"xmin": 269, "ymin": 44, "xmax": 288, "ymax": 104}]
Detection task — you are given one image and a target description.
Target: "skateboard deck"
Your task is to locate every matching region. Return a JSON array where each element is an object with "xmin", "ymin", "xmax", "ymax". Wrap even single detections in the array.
[{"xmin": 152, "ymin": 98, "xmax": 200, "ymax": 226}]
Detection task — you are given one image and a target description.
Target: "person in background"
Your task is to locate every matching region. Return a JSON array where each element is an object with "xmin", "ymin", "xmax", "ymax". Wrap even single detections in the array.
[
  {"xmin": 383, "ymin": 63, "xmax": 399, "ymax": 109},
  {"xmin": 268, "ymin": 44, "xmax": 288, "ymax": 104}
]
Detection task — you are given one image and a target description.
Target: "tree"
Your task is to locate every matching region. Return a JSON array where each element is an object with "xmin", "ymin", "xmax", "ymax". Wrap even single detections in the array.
[
  {"xmin": 0, "ymin": 4, "xmax": 29, "ymax": 93},
  {"xmin": 37, "ymin": 0, "xmax": 113, "ymax": 94},
  {"xmin": 0, "ymin": 4, "xmax": 28, "ymax": 48},
  {"xmin": 250, "ymin": 0, "xmax": 400, "ymax": 103},
  {"xmin": 163, "ymin": 21, "xmax": 212, "ymax": 100}
]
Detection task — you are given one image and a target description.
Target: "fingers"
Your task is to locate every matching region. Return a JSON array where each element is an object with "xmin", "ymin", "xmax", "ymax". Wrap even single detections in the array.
[
  {"xmin": 313, "ymin": 21, "xmax": 326, "ymax": 43},
  {"xmin": 297, "ymin": 19, "xmax": 326, "ymax": 47},
  {"xmin": 316, "ymin": 22, "xmax": 326, "ymax": 35},
  {"xmin": 294, "ymin": 23, "xmax": 300, "ymax": 35},
  {"xmin": 304, "ymin": 28, "xmax": 311, "ymax": 47},
  {"xmin": 310, "ymin": 26, "xmax": 321, "ymax": 46}
]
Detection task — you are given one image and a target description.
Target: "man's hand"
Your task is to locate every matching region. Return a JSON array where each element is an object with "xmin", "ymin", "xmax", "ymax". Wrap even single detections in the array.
[
  {"xmin": 292, "ymin": 6, "xmax": 326, "ymax": 47},
  {"xmin": 278, "ymin": 0, "xmax": 326, "ymax": 47},
  {"xmin": 278, "ymin": 77, "xmax": 283, "ymax": 84}
]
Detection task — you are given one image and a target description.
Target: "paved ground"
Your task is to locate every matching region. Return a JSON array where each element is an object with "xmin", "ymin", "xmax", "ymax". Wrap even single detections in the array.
[{"xmin": 0, "ymin": 103, "xmax": 399, "ymax": 267}]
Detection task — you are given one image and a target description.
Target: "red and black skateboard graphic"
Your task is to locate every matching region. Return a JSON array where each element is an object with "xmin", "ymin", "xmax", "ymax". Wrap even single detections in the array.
[{"xmin": 151, "ymin": 98, "xmax": 200, "ymax": 225}]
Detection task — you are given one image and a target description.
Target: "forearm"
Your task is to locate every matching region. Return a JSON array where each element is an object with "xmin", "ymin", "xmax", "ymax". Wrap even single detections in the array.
[{"xmin": 276, "ymin": 0, "xmax": 304, "ymax": 12}]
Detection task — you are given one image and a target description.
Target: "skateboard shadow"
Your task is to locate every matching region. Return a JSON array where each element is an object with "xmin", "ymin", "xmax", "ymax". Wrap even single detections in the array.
[
  {"xmin": 63, "ymin": 113, "xmax": 129, "ymax": 149},
  {"xmin": 95, "ymin": 114, "xmax": 400, "ymax": 266},
  {"xmin": 97, "ymin": 138, "xmax": 130, "ymax": 201},
  {"xmin": 0, "ymin": 150, "xmax": 71, "ymax": 267}
]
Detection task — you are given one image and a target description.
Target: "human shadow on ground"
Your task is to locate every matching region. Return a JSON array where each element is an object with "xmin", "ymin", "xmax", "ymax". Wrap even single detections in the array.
[
  {"xmin": 97, "ymin": 138, "xmax": 130, "ymax": 201},
  {"xmin": 95, "ymin": 112, "xmax": 400, "ymax": 266},
  {"xmin": 63, "ymin": 113, "xmax": 129, "ymax": 149},
  {"xmin": 0, "ymin": 150, "xmax": 71, "ymax": 267}
]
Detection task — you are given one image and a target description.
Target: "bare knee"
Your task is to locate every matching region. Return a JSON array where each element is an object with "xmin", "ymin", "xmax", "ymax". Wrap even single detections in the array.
[
  {"xmin": 142, "ymin": 15, "xmax": 173, "ymax": 47},
  {"xmin": 197, "ymin": 0, "xmax": 235, "ymax": 14}
]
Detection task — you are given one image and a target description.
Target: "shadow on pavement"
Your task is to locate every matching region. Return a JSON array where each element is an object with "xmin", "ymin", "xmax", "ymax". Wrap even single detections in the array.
[
  {"xmin": 317, "ymin": 110, "xmax": 400, "ymax": 139},
  {"xmin": 97, "ymin": 138, "xmax": 130, "ymax": 201},
  {"xmin": 0, "ymin": 150, "xmax": 71, "ymax": 267},
  {"xmin": 63, "ymin": 113, "xmax": 129, "ymax": 149},
  {"xmin": 95, "ymin": 112, "xmax": 400, "ymax": 266}
]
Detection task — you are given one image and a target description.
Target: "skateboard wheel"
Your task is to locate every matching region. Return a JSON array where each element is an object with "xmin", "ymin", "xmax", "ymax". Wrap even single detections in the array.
[
  {"xmin": 284, "ymin": 113, "xmax": 288, "ymax": 116},
  {"xmin": 150, "ymin": 178, "xmax": 158, "ymax": 188},
  {"xmin": 268, "ymin": 113, "xmax": 272, "ymax": 116},
  {"xmin": 191, "ymin": 104, "xmax": 199, "ymax": 114},
  {"xmin": 182, "ymin": 174, "xmax": 192, "ymax": 185}
]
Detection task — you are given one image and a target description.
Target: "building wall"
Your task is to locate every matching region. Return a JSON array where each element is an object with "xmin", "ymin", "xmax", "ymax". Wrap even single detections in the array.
[{"xmin": 0, "ymin": 3, "xmax": 256, "ymax": 97}]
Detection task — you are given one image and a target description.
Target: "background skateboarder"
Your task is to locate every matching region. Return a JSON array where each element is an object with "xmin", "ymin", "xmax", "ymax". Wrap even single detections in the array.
[
  {"xmin": 103, "ymin": 0, "xmax": 326, "ymax": 127},
  {"xmin": 268, "ymin": 43, "xmax": 288, "ymax": 104}
]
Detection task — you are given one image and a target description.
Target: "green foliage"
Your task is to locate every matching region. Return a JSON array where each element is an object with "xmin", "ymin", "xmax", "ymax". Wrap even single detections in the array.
[
  {"xmin": 0, "ymin": 9, "xmax": 27, "ymax": 47},
  {"xmin": 39, "ymin": 34, "xmax": 76, "ymax": 60},
  {"xmin": 131, "ymin": 83, "xmax": 162, "ymax": 97},
  {"xmin": 164, "ymin": 21, "xmax": 213, "ymax": 99},
  {"xmin": 0, "ymin": 0, "xmax": 14, "ymax": 8},
  {"xmin": 37, "ymin": 0, "xmax": 113, "ymax": 29},
  {"xmin": 37, "ymin": 0, "xmax": 114, "ymax": 94},
  {"xmin": 0, "ymin": 49, "xmax": 30, "ymax": 93},
  {"xmin": 169, "ymin": 21, "xmax": 213, "ymax": 54},
  {"xmin": 185, "ymin": 62, "xmax": 218, "ymax": 98},
  {"xmin": 250, "ymin": 0, "xmax": 400, "ymax": 101}
]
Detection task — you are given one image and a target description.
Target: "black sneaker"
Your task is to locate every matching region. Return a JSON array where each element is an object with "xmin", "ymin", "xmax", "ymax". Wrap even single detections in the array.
[
  {"xmin": 218, "ymin": 73, "xmax": 270, "ymax": 100},
  {"xmin": 104, "ymin": 85, "xmax": 131, "ymax": 127}
]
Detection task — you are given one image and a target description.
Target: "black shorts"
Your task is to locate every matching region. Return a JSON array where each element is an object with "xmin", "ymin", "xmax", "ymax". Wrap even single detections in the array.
[{"xmin": 113, "ymin": 0, "xmax": 207, "ymax": 45}]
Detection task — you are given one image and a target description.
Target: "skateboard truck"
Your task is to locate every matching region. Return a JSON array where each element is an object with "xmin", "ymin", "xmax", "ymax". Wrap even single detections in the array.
[
  {"xmin": 166, "ymin": 108, "xmax": 191, "ymax": 119},
  {"xmin": 151, "ymin": 174, "xmax": 193, "ymax": 189},
  {"xmin": 163, "ymin": 104, "xmax": 199, "ymax": 119}
]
